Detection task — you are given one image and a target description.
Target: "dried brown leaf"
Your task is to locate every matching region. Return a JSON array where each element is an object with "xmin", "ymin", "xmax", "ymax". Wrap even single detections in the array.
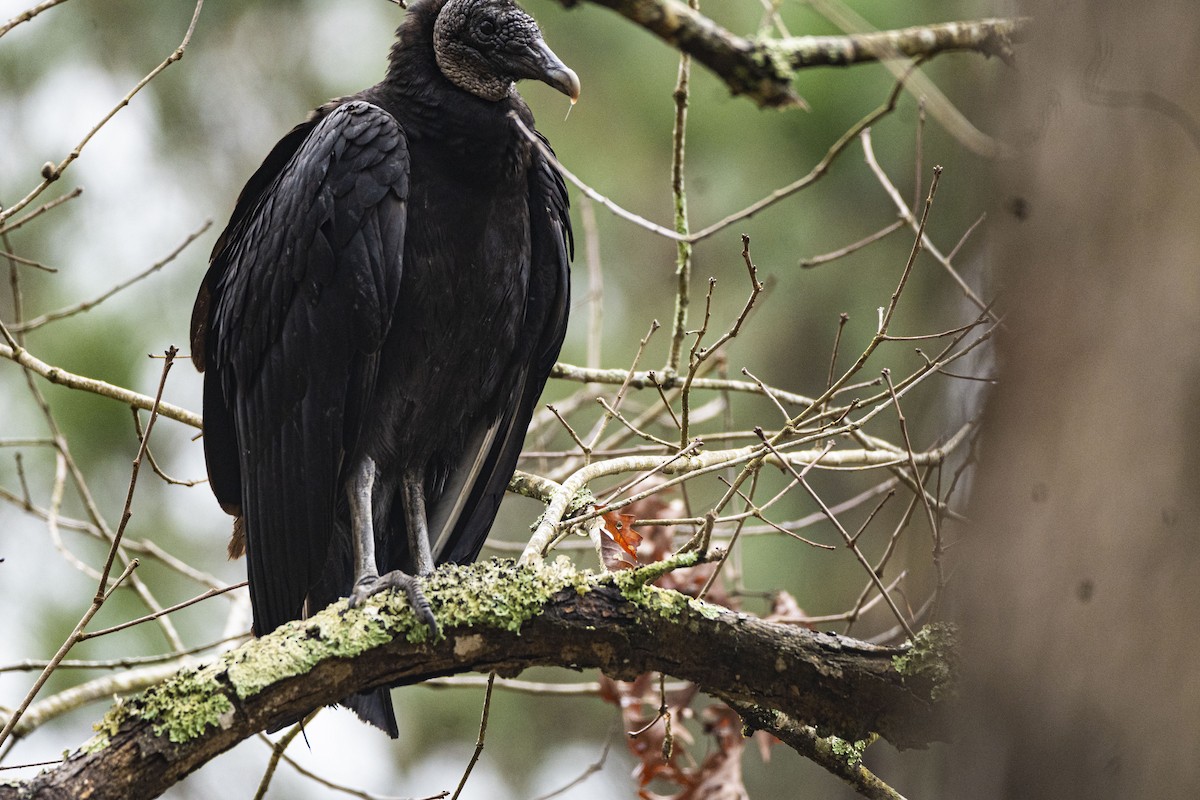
[{"xmin": 600, "ymin": 509, "xmax": 643, "ymax": 570}]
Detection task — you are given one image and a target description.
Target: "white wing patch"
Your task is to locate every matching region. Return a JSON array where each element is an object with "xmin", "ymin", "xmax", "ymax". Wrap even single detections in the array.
[{"xmin": 429, "ymin": 419, "xmax": 503, "ymax": 559}]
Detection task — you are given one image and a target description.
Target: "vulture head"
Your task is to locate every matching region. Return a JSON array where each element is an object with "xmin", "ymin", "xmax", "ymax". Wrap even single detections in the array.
[{"xmin": 432, "ymin": 0, "xmax": 580, "ymax": 103}]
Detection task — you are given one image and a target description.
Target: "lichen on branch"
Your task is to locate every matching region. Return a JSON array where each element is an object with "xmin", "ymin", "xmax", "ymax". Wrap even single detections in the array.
[{"xmin": 1, "ymin": 559, "xmax": 951, "ymax": 800}]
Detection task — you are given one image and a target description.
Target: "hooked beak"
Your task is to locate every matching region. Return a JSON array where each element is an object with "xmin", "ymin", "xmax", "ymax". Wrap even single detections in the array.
[{"xmin": 520, "ymin": 39, "xmax": 581, "ymax": 103}]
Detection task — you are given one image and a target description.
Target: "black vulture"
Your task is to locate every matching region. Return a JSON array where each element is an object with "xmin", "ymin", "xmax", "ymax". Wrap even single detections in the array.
[{"xmin": 190, "ymin": 0, "xmax": 575, "ymax": 736}]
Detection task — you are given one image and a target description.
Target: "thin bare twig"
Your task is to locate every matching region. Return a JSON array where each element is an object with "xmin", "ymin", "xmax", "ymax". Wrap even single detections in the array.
[
  {"xmin": 648, "ymin": 371, "xmax": 682, "ymax": 430},
  {"xmin": 584, "ymin": 319, "xmax": 660, "ymax": 453},
  {"xmin": 845, "ymin": 489, "xmax": 924, "ymax": 636},
  {"xmin": 825, "ymin": 312, "xmax": 850, "ymax": 399},
  {"xmin": 97, "ymin": 349, "xmax": 178, "ymax": 592},
  {"xmin": 253, "ymin": 711, "xmax": 320, "ymax": 800},
  {"xmin": 800, "ymin": 219, "xmax": 905, "ymax": 268},
  {"xmin": 11, "ymin": 220, "xmax": 211, "ymax": 333},
  {"xmin": 0, "ymin": 340, "xmax": 201, "ymax": 428},
  {"xmin": 681, "ymin": 235, "xmax": 764, "ymax": 444},
  {"xmin": 580, "ymin": 196, "xmax": 605, "ymax": 370},
  {"xmin": 277, "ymin": 751, "xmax": 446, "ymax": 800},
  {"xmin": 881, "ymin": 369, "xmax": 944, "ymax": 610},
  {"xmin": 0, "ymin": 346, "xmax": 180, "ymax": 749},
  {"xmin": 449, "ymin": 673, "xmax": 496, "ymax": 800},
  {"xmin": 742, "ymin": 366, "xmax": 792, "ymax": 423},
  {"xmin": 0, "ymin": 0, "xmax": 205, "ymax": 223},
  {"xmin": 788, "ymin": 165, "xmax": 945, "ymax": 429},
  {"xmin": 755, "ymin": 430, "xmax": 914, "ymax": 638},
  {"xmin": 0, "ymin": 635, "xmax": 247, "ymax": 674},
  {"xmin": 946, "ymin": 212, "xmax": 987, "ymax": 262},
  {"xmin": 595, "ymin": 397, "xmax": 675, "ymax": 448},
  {"xmin": 529, "ymin": 733, "xmax": 614, "ymax": 800},
  {"xmin": 78, "ymin": 582, "xmax": 247, "ymax": 642},
  {"xmin": 848, "ymin": 489, "xmax": 895, "ymax": 547},
  {"xmin": 130, "ymin": 409, "xmax": 206, "ymax": 486},
  {"xmin": 913, "ymin": 97, "xmax": 926, "ymax": 212},
  {"xmin": 0, "ymin": 250, "xmax": 57, "ymax": 273},
  {"xmin": 511, "ymin": 114, "xmax": 686, "ymax": 242},
  {"xmin": 666, "ymin": 20, "xmax": 695, "ymax": 376},
  {"xmin": 547, "ymin": 404, "xmax": 591, "ymax": 457},
  {"xmin": 273, "ymin": 740, "xmax": 448, "ymax": 800},
  {"xmin": 0, "ymin": 188, "xmax": 82, "ymax": 237},
  {"xmin": 45, "ymin": 450, "xmax": 102, "ymax": 580},
  {"xmin": 0, "ymin": 559, "xmax": 138, "ymax": 750},
  {"xmin": 513, "ymin": 68, "xmax": 916, "ymax": 247},
  {"xmin": 861, "ymin": 129, "xmax": 994, "ymax": 318},
  {"xmin": 785, "ymin": 570, "xmax": 907, "ymax": 626},
  {"xmin": 0, "ymin": 0, "xmax": 72, "ymax": 40}
]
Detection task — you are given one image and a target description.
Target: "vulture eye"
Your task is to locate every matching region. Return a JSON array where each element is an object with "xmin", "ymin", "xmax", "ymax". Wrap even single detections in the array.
[{"xmin": 478, "ymin": 19, "xmax": 496, "ymax": 37}]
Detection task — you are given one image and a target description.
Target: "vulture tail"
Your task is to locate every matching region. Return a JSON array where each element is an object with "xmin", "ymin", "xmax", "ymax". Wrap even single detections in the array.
[{"xmin": 342, "ymin": 688, "xmax": 399, "ymax": 739}]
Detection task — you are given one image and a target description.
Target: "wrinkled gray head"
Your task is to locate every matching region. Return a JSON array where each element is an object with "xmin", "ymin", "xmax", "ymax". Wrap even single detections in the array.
[{"xmin": 433, "ymin": 0, "xmax": 579, "ymax": 102}]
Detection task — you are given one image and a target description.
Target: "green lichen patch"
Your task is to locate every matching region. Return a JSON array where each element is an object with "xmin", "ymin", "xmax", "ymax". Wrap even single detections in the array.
[
  {"xmin": 226, "ymin": 601, "xmax": 397, "ymax": 699},
  {"xmin": 568, "ymin": 486, "xmax": 598, "ymax": 515},
  {"xmin": 78, "ymin": 559, "xmax": 589, "ymax": 751},
  {"xmin": 227, "ymin": 558, "xmax": 583, "ymax": 698},
  {"xmin": 750, "ymin": 37, "xmax": 798, "ymax": 78},
  {"xmin": 97, "ymin": 662, "xmax": 236, "ymax": 744},
  {"xmin": 140, "ymin": 663, "xmax": 233, "ymax": 743},
  {"xmin": 607, "ymin": 552, "xmax": 722, "ymax": 621},
  {"xmin": 80, "ymin": 558, "xmax": 722, "ymax": 751},
  {"xmin": 827, "ymin": 734, "xmax": 876, "ymax": 767},
  {"xmin": 83, "ymin": 697, "xmax": 128, "ymax": 753},
  {"xmin": 419, "ymin": 556, "xmax": 586, "ymax": 633},
  {"xmin": 80, "ymin": 735, "xmax": 110, "ymax": 755},
  {"xmin": 82, "ymin": 664, "xmax": 234, "ymax": 747},
  {"xmin": 892, "ymin": 622, "xmax": 960, "ymax": 701},
  {"xmin": 614, "ymin": 550, "xmax": 700, "ymax": 588}
]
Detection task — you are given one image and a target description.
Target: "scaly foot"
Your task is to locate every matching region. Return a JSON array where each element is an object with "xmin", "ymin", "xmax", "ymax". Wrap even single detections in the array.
[{"xmin": 348, "ymin": 570, "xmax": 439, "ymax": 635}]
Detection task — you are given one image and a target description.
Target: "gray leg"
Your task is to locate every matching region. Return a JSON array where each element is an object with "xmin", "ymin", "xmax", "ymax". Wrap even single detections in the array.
[
  {"xmin": 345, "ymin": 456, "xmax": 438, "ymax": 634},
  {"xmin": 349, "ymin": 455, "xmax": 379, "ymax": 583},
  {"xmin": 401, "ymin": 467, "xmax": 434, "ymax": 575}
]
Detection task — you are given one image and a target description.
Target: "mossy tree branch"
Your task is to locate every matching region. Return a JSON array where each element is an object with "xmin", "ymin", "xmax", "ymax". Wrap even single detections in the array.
[
  {"xmin": 0, "ymin": 559, "xmax": 951, "ymax": 800},
  {"xmin": 554, "ymin": 0, "xmax": 1027, "ymax": 108}
]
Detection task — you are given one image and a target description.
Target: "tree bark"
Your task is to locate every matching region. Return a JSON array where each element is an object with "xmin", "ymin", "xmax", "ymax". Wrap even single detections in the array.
[
  {"xmin": 555, "ymin": 0, "xmax": 1027, "ymax": 108},
  {"xmin": 0, "ymin": 560, "xmax": 948, "ymax": 800}
]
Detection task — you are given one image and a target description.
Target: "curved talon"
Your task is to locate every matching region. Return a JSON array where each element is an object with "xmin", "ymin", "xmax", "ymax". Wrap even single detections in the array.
[{"xmin": 347, "ymin": 571, "xmax": 439, "ymax": 635}]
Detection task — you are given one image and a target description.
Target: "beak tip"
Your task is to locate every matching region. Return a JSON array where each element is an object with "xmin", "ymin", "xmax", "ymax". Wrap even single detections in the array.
[
  {"xmin": 532, "ymin": 39, "xmax": 580, "ymax": 103},
  {"xmin": 565, "ymin": 68, "xmax": 581, "ymax": 103},
  {"xmin": 548, "ymin": 65, "xmax": 580, "ymax": 104}
]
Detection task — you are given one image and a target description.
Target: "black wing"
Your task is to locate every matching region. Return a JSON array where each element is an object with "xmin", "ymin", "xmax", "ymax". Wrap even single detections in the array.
[
  {"xmin": 194, "ymin": 101, "xmax": 409, "ymax": 635},
  {"xmin": 435, "ymin": 132, "xmax": 572, "ymax": 565}
]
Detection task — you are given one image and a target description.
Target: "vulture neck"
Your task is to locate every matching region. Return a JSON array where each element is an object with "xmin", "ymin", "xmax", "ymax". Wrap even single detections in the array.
[{"xmin": 372, "ymin": 0, "xmax": 529, "ymax": 160}]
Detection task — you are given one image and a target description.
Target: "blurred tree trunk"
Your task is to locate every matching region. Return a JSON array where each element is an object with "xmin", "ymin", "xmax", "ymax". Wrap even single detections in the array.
[{"xmin": 951, "ymin": 1, "xmax": 1200, "ymax": 797}]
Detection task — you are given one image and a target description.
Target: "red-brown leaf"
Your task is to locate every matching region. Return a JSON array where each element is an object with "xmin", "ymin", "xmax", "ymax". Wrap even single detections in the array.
[{"xmin": 600, "ymin": 509, "xmax": 643, "ymax": 570}]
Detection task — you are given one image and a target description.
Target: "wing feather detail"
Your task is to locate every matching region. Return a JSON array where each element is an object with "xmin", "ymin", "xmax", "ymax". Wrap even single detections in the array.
[
  {"xmin": 435, "ymin": 133, "xmax": 572, "ymax": 565},
  {"xmin": 195, "ymin": 101, "xmax": 409, "ymax": 635}
]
